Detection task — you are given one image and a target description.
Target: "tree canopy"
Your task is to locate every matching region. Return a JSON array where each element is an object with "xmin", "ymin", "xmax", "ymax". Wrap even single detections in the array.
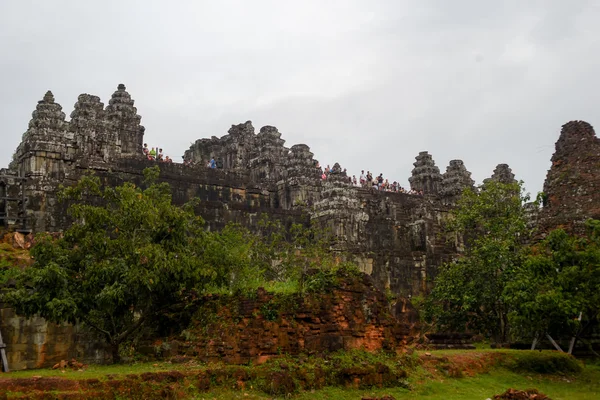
[
  {"xmin": 2, "ymin": 167, "xmax": 357, "ymax": 362},
  {"xmin": 424, "ymin": 180, "xmax": 531, "ymax": 343},
  {"xmin": 3, "ymin": 167, "xmax": 213, "ymax": 362},
  {"xmin": 505, "ymin": 219, "xmax": 600, "ymax": 352}
]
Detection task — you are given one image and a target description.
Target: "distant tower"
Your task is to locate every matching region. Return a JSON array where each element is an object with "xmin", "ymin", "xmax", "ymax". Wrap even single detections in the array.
[
  {"xmin": 104, "ymin": 84, "xmax": 144, "ymax": 155},
  {"xmin": 538, "ymin": 120, "xmax": 600, "ymax": 233},
  {"xmin": 484, "ymin": 164, "xmax": 517, "ymax": 185},
  {"xmin": 15, "ymin": 90, "xmax": 69, "ymax": 177},
  {"xmin": 409, "ymin": 151, "xmax": 443, "ymax": 194},
  {"xmin": 70, "ymin": 94, "xmax": 110, "ymax": 161},
  {"xmin": 440, "ymin": 160, "xmax": 475, "ymax": 204}
]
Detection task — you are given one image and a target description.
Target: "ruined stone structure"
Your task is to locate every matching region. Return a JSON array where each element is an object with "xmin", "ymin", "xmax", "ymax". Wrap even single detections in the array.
[
  {"xmin": 2, "ymin": 84, "xmax": 600, "ymax": 370},
  {"xmin": 3, "ymin": 85, "xmax": 598, "ymax": 293},
  {"xmin": 483, "ymin": 163, "xmax": 517, "ymax": 185},
  {"xmin": 408, "ymin": 151, "xmax": 443, "ymax": 194},
  {"xmin": 0, "ymin": 303, "xmax": 108, "ymax": 370},
  {"xmin": 176, "ymin": 271, "xmax": 419, "ymax": 364},
  {"xmin": 538, "ymin": 120, "xmax": 600, "ymax": 234},
  {"xmin": 440, "ymin": 160, "xmax": 475, "ymax": 205},
  {"xmin": 2, "ymin": 84, "xmax": 493, "ymax": 298}
]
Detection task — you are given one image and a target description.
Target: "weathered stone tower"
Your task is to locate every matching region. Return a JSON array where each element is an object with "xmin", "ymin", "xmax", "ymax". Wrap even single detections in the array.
[
  {"xmin": 7, "ymin": 85, "xmax": 145, "ymax": 232},
  {"xmin": 440, "ymin": 159, "xmax": 475, "ymax": 205},
  {"xmin": 409, "ymin": 151, "xmax": 443, "ymax": 194},
  {"xmin": 538, "ymin": 121, "xmax": 600, "ymax": 234}
]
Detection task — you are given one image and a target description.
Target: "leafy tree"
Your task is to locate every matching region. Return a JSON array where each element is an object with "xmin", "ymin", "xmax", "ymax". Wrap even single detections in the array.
[
  {"xmin": 424, "ymin": 180, "xmax": 531, "ymax": 343},
  {"xmin": 202, "ymin": 216, "xmax": 357, "ymax": 295},
  {"xmin": 505, "ymin": 219, "xmax": 600, "ymax": 352},
  {"xmin": 2, "ymin": 167, "xmax": 214, "ymax": 362}
]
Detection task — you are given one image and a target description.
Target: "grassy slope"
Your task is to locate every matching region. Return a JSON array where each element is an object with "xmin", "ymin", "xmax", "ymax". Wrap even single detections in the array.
[
  {"xmin": 187, "ymin": 363, "xmax": 600, "ymax": 400},
  {"xmin": 3, "ymin": 350, "xmax": 599, "ymax": 399}
]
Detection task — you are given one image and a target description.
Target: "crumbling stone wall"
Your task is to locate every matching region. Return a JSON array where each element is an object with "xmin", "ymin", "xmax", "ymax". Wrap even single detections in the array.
[
  {"xmin": 0, "ymin": 304, "xmax": 109, "ymax": 370},
  {"xmin": 174, "ymin": 271, "xmax": 419, "ymax": 364}
]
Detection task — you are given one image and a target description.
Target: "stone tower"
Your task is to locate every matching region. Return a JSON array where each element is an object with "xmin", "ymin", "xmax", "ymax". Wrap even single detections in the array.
[
  {"xmin": 484, "ymin": 164, "xmax": 517, "ymax": 185},
  {"xmin": 409, "ymin": 151, "xmax": 443, "ymax": 194},
  {"xmin": 276, "ymin": 144, "xmax": 320, "ymax": 209},
  {"xmin": 440, "ymin": 159, "xmax": 475, "ymax": 204},
  {"xmin": 13, "ymin": 91, "xmax": 71, "ymax": 178},
  {"xmin": 10, "ymin": 91, "xmax": 74, "ymax": 231},
  {"xmin": 104, "ymin": 84, "xmax": 144, "ymax": 155},
  {"xmin": 538, "ymin": 120, "xmax": 600, "ymax": 234},
  {"xmin": 250, "ymin": 126, "xmax": 289, "ymax": 182},
  {"xmin": 70, "ymin": 94, "xmax": 111, "ymax": 161},
  {"xmin": 312, "ymin": 163, "xmax": 368, "ymax": 247}
]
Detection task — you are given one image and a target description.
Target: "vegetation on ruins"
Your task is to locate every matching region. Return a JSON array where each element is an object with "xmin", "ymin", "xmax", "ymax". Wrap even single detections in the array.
[
  {"xmin": 3, "ymin": 167, "xmax": 213, "ymax": 362},
  {"xmin": 2, "ymin": 349, "xmax": 597, "ymax": 399},
  {"xmin": 1, "ymin": 167, "xmax": 358, "ymax": 363},
  {"xmin": 202, "ymin": 215, "xmax": 358, "ymax": 296},
  {"xmin": 505, "ymin": 219, "xmax": 600, "ymax": 354},
  {"xmin": 424, "ymin": 180, "xmax": 532, "ymax": 344},
  {"xmin": 425, "ymin": 179, "xmax": 600, "ymax": 351}
]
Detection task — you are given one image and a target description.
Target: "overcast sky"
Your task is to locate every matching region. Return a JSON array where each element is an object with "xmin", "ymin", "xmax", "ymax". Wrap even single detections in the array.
[{"xmin": 1, "ymin": 0, "xmax": 599, "ymax": 194}]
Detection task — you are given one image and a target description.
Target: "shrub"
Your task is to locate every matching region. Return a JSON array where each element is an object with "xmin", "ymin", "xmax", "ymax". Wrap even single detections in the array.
[{"xmin": 503, "ymin": 351, "xmax": 583, "ymax": 374}]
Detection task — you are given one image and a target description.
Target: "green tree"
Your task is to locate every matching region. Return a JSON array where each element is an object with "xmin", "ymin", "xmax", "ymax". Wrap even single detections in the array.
[
  {"xmin": 424, "ymin": 180, "xmax": 531, "ymax": 343},
  {"xmin": 202, "ymin": 216, "xmax": 357, "ymax": 295},
  {"xmin": 3, "ymin": 167, "xmax": 214, "ymax": 363},
  {"xmin": 505, "ymin": 219, "xmax": 600, "ymax": 353}
]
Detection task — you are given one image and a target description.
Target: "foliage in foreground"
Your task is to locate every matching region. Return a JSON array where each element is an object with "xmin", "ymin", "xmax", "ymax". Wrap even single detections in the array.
[
  {"xmin": 424, "ymin": 180, "xmax": 531, "ymax": 343},
  {"xmin": 505, "ymin": 219, "xmax": 600, "ymax": 351},
  {"xmin": 3, "ymin": 167, "xmax": 214, "ymax": 362},
  {"xmin": 1, "ymin": 167, "xmax": 357, "ymax": 363},
  {"xmin": 424, "ymin": 178, "xmax": 600, "ymax": 350},
  {"xmin": 202, "ymin": 215, "xmax": 359, "ymax": 296}
]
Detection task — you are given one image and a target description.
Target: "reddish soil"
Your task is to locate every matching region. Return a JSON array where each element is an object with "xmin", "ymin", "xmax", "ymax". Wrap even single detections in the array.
[{"xmin": 419, "ymin": 351, "xmax": 503, "ymax": 378}]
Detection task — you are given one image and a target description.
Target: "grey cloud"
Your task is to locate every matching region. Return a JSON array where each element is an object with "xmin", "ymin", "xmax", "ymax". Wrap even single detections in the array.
[{"xmin": 1, "ymin": 0, "xmax": 600, "ymax": 195}]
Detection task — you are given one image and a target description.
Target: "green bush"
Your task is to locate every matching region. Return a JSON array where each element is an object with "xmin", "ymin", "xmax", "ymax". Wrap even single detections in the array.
[{"xmin": 503, "ymin": 351, "xmax": 583, "ymax": 374}]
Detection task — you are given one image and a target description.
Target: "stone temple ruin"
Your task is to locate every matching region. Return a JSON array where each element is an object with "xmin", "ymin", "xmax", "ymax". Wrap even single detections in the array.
[
  {"xmin": 1, "ymin": 85, "xmax": 600, "ymax": 370},
  {"xmin": 1, "ymin": 85, "xmax": 599, "ymax": 298}
]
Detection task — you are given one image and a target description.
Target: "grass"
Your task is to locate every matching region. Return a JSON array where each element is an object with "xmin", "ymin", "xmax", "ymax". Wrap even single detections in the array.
[
  {"xmin": 184, "ymin": 365, "xmax": 600, "ymax": 399},
  {"xmin": 2, "ymin": 350, "xmax": 599, "ymax": 399},
  {"xmin": 3, "ymin": 360, "xmax": 195, "ymax": 379}
]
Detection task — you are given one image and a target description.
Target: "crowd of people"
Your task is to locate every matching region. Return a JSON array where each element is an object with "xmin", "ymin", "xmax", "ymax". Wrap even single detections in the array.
[
  {"xmin": 180, "ymin": 156, "xmax": 224, "ymax": 168},
  {"xmin": 317, "ymin": 163, "xmax": 423, "ymax": 195},
  {"xmin": 142, "ymin": 144, "xmax": 173, "ymax": 163},
  {"xmin": 149, "ymin": 150, "xmax": 421, "ymax": 196},
  {"xmin": 204, "ymin": 157, "xmax": 224, "ymax": 169}
]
